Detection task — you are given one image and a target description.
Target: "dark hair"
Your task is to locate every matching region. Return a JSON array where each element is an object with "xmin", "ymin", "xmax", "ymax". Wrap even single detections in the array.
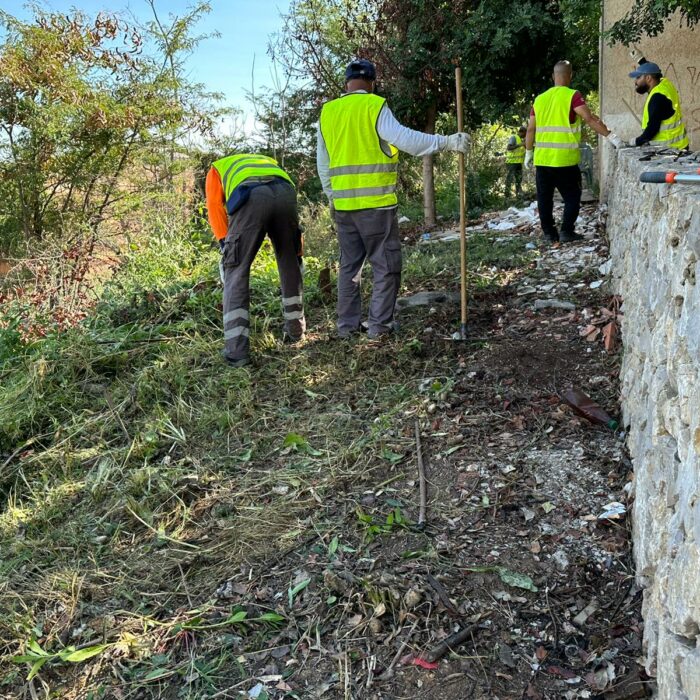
[{"xmin": 650, "ymin": 73, "xmax": 663, "ymax": 81}]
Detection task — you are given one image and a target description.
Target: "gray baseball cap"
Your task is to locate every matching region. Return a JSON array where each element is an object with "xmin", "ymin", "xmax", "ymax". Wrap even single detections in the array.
[{"xmin": 629, "ymin": 61, "xmax": 661, "ymax": 78}]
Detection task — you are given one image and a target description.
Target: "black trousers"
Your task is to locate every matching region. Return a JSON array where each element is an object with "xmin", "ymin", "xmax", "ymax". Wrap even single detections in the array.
[{"xmin": 535, "ymin": 165, "xmax": 582, "ymax": 240}]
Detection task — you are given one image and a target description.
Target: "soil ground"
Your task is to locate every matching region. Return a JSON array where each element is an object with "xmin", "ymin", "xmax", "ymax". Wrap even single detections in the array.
[{"xmin": 1, "ymin": 203, "xmax": 650, "ymax": 700}]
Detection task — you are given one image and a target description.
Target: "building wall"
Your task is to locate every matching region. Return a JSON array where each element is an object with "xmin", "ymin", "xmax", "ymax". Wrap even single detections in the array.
[
  {"xmin": 599, "ymin": 1, "xmax": 700, "ymax": 197},
  {"xmin": 608, "ymin": 150, "xmax": 700, "ymax": 700}
]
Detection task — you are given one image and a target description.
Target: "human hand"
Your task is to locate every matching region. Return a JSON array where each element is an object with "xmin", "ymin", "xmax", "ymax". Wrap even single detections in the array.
[
  {"xmin": 445, "ymin": 132, "xmax": 471, "ymax": 154},
  {"xmin": 524, "ymin": 150, "xmax": 534, "ymax": 169}
]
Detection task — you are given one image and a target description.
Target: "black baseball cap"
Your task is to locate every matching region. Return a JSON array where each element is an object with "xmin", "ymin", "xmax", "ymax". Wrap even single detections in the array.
[{"xmin": 345, "ymin": 59, "xmax": 376, "ymax": 82}]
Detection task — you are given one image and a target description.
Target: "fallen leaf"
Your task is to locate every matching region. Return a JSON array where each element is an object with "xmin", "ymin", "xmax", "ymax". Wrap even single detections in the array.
[
  {"xmin": 465, "ymin": 565, "xmax": 538, "ymax": 592},
  {"xmin": 400, "ymin": 654, "xmax": 439, "ymax": 670},
  {"xmin": 602, "ymin": 320, "xmax": 618, "ymax": 352},
  {"xmin": 546, "ymin": 665, "xmax": 578, "ymax": 680}
]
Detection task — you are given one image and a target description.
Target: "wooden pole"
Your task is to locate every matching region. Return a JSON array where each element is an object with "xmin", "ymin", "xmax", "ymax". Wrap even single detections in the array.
[{"xmin": 455, "ymin": 66, "xmax": 468, "ymax": 339}]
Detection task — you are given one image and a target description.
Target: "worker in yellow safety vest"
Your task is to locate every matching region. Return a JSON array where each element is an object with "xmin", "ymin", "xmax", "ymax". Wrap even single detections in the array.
[
  {"xmin": 525, "ymin": 60, "xmax": 623, "ymax": 243},
  {"xmin": 317, "ymin": 59, "xmax": 470, "ymax": 340},
  {"xmin": 206, "ymin": 154, "xmax": 304, "ymax": 367},
  {"xmin": 626, "ymin": 62, "xmax": 689, "ymax": 150},
  {"xmin": 505, "ymin": 126, "xmax": 527, "ymax": 198}
]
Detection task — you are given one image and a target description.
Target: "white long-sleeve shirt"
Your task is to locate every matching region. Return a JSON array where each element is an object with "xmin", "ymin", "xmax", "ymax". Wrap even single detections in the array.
[{"xmin": 316, "ymin": 90, "xmax": 447, "ymax": 199}]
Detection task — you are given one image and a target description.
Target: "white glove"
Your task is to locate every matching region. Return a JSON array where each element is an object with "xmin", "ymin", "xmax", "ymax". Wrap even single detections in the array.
[
  {"xmin": 445, "ymin": 132, "xmax": 471, "ymax": 154},
  {"xmin": 607, "ymin": 132, "xmax": 624, "ymax": 149},
  {"xmin": 524, "ymin": 150, "xmax": 534, "ymax": 169}
]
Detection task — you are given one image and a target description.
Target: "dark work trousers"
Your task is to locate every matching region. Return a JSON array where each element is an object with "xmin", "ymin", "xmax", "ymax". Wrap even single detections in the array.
[
  {"xmin": 505, "ymin": 163, "xmax": 523, "ymax": 196},
  {"xmin": 222, "ymin": 180, "xmax": 304, "ymax": 361},
  {"xmin": 535, "ymin": 164, "xmax": 582, "ymax": 240},
  {"xmin": 333, "ymin": 207, "xmax": 401, "ymax": 337}
]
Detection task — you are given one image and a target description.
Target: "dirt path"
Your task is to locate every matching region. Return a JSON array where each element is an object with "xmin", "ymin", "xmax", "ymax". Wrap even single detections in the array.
[{"xmin": 212, "ymin": 205, "xmax": 648, "ymax": 700}]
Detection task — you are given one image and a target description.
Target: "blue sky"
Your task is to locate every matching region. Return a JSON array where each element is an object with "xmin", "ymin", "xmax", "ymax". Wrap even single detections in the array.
[{"xmin": 4, "ymin": 0, "xmax": 293, "ymax": 132}]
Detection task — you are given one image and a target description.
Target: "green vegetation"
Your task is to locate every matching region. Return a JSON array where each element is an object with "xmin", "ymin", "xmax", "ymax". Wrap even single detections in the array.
[{"xmin": 0, "ymin": 201, "xmax": 536, "ymax": 694}]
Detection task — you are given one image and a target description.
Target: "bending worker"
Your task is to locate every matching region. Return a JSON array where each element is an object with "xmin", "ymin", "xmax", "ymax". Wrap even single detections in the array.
[
  {"xmin": 626, "ymin": 61, "xmax": 688, "ymax": 150},
  {"xmin": 505, "ymin": 125, "xmax": 527, "ymax": 198},
  {"xmin": 525, "ymin": 60, "xmax": 623, "ymax": 244},
  {"xmin": 317, "ymin": 59, "xmax": 470, "ymax": 340},
  {"xmin": 206, "ymin": 153, "xmax": 304, "ymax": 367}
]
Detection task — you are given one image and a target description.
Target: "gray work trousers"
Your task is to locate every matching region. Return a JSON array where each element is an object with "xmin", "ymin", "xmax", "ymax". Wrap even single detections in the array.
[
  {"xmin": 333, "ymin": 207, "xmax": 401, "ymax": 336},
  {"xmin": 222, "ymin": 180, "xmax": 304, "ymax": 360}
]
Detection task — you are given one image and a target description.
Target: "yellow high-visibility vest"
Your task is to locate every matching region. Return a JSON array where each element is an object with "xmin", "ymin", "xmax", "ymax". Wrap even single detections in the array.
[
  {"xmin": 319, "ymin": 93, "xmax": 398, "ymax": 211},
  {"xmin": 505, "ymin": 134, "xmax": 525, "ymax": 164},
  {"xmin": 642, "ymin": 78, "xmax": 689, "ymax": 150},
  {"xmin": 212, "ymin": 154, "xmax": 294, "ymax": 203},
  {"xmin": 533, "ymin": 86, "xmax": 581, "ymax": 167}
]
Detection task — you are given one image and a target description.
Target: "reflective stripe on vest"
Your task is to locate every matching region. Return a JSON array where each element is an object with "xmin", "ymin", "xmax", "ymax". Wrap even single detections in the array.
[
  {"xmin": 319, "ymin": 93, "xmax": 399, "ymax": 211},
  {"xmin": 642, "ymin": 79, "xmax": 689, "ymax": 150},
  {"xmin": 211, "ymin": 153, "xmax": 294, "ymax": 204},
  {"xmin": 505, "ymin": 135, "xmax": 525, "ymax": 164},
  {"xmin": 533, "ymin": 86, "xmax": 582, "ymax": 167}
]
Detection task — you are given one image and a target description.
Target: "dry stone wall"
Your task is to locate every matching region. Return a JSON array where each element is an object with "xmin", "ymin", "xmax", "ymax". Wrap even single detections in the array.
[{"xmin": 607, "ymin": 150, "xmax": 700, "ymax": 699}]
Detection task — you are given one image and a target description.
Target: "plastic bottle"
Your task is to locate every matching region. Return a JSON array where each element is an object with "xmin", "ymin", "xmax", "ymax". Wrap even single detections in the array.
[{"xmin": 560, "ymin": 387, "xmax": 618, "ymax": 430}]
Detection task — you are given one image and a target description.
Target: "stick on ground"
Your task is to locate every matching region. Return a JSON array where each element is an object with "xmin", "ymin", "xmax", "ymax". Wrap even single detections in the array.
[
  {"xmin": 423, "ymin": 624, "xmax": 481, "ymax": 663},
  {"xmin": 414, "ymin": 420, "xmax": 427, "ymax": 529}
]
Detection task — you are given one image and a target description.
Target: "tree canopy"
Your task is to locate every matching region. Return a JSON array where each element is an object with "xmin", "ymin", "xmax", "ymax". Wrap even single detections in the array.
[{"xmin": 607, "ymin": 0, "xmax": 700, "ymax": 44}]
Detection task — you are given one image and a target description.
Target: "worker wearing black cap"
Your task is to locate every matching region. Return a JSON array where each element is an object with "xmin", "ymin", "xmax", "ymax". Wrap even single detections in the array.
[
  {"xmin": 317, "ymin": 59, "xmax": 470, "ymax": 340},
  {"xmin": 627, "ymin": 62, "xmax": 689, "ymax": 150}
]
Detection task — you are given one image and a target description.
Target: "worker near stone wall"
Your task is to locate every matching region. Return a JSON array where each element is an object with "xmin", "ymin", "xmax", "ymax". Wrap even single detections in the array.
[
  {"xmin": 316, "ymin": 59, "xmax": 470, "ymax": 340},
  {"xmin": 525, "ymin": 60, "xmax": 623, "ymax": 244},
  {"xmin": 505, "ymin": 125, "xmax": 527, "ymax": 199},
  {"xmin": 627, "ymin": 62, "xmax": 689, "ymax": 150},
  {"xmin": 206, "ymin": 153, "xmax": 305, "ymax": 367}
]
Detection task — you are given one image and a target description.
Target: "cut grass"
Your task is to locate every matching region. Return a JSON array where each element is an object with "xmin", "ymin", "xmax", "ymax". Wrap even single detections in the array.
[{"xmin": 0, "ymin": 226, "xmax": 534, "ymax": 697}]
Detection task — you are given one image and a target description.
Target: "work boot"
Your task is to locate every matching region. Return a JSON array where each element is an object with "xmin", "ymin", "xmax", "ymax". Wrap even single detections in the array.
[
  {"xmin": 221, "ymin": 350, "xmax": 250, "ymax": 368},
  {"xmin": 338, "ymin": 321, "xmax": 368, "ymax": 339},
  {"xmin": 282, "ymin": 331, "xmax": 304, "ymax": 344},
  {"xmin": 559, "ymin": 232, "xmax": 584, "ymax": 243},
  {"xmin": 542, "ymin": 227, "xmax": 558, "ymax": 244},
  {"xmin": 367, "ymin": 328, "xmax": 394, "ymax": 341}
]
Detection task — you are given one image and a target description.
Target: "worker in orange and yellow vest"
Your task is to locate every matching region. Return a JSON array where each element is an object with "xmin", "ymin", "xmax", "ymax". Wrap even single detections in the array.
[{"xmin": 206, "ymin": 154, "xmax": 305, "ymax": 367}]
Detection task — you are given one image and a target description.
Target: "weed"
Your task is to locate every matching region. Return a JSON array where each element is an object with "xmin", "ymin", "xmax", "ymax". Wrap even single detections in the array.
[{"xmin": 356, "ymin": 506, "xmax": 411, "ymax": 542}]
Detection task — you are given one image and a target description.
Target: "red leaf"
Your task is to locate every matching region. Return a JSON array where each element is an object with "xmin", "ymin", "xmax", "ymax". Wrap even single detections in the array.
[
  {"xmin": 400, "ymin": 654, "xmax": 439, "ymax": 670},
  {"xmin": 546, "ymin": 665, "xmax": 578, "ymax": 680}
]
